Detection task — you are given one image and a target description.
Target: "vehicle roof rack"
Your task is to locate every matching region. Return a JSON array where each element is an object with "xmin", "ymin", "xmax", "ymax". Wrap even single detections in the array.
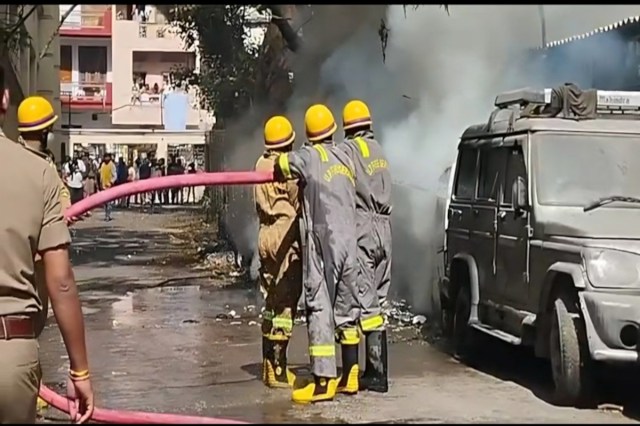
[
  {"xmin": 495, "ymin": 87, "xmax": 640, "ymax": 115},
  {"xmin": 494, "ymin": 88, "xmax": 551, "ymax": 108}
]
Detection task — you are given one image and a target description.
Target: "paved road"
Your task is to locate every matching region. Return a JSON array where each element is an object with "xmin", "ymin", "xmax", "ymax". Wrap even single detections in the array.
[{"xmin": 40, "ymin": 207, "xmax": 640, "ymax": 423}]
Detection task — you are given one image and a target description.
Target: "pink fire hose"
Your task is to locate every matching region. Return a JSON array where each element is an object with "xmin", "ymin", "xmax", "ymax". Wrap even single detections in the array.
[{"xmin": 39, "ymin": 171, "xmax": 275, "ymax": 424}]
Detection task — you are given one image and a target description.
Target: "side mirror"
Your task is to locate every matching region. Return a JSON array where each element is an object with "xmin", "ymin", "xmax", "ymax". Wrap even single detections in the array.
[{"xmin": 511, "ymin": 176, "xmax": 529, "ymax": 213}]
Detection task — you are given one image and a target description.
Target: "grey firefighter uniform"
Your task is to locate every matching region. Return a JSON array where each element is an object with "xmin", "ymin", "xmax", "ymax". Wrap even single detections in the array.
[
  {"xmin": 338, "ymin": 129, "xmax": 392, "ymax": 332},
  {"xmin": 275, "ymin": 142, "xmax": 359, "ymax": 378}
]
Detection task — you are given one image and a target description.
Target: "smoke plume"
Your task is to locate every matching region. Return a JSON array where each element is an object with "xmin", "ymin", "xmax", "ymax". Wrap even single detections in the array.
[{"xmin": 222, "ymin": 5, "xmax": 640, "ymax": 312}]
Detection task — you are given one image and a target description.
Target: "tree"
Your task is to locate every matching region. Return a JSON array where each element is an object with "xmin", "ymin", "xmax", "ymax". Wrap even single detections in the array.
[
  {"xmin": 166, "ymin": 4, "xmax": 450, "ymax": 125},
  {"xmin": 167, "ymin": 5, "xmax": 262, "ymax": 124}
]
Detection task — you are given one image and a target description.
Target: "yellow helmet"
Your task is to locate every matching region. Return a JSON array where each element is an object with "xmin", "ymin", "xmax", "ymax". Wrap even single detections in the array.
[
  {"xmin": 18, "ymin": 96, "xmax": 58, "ymax": 132},
  {"xmin": 264, "ymin": 115, "xmax": 295, "ymax": 149},
  {"xmin": 304, "ymin": 104, "xmax": 337, "ymax": 142},
  {"xmin": 343, "ymin": 99, "xmax": 372, "ymax": 131}
]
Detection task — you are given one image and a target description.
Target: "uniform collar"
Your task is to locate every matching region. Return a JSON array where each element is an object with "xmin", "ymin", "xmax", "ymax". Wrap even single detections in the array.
[
  {"xmin": 352, "ymin": 129, "xmax": 373, "ymax": 139},
  {"xmin": 20, "ymin": 137, "xmax": 49, "ymax": 160}
]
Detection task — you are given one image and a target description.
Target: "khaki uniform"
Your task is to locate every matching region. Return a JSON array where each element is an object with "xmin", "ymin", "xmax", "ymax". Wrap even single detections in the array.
[
  {"xmin": 0, "ymin": 131, "xmax": 71, "ymax": 423},
  {"xmin": 254, "ymin": 152, "xmax": 302, "ymax": 338},
  {"xmin": 18, "ymin": 139, "xmax": 71, "ymax": 336}
]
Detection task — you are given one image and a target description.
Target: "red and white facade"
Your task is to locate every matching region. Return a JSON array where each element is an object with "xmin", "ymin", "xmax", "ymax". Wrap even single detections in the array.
[{"xmin": 59, "ymin": 4, "xmax": 211, "ymax": 160}]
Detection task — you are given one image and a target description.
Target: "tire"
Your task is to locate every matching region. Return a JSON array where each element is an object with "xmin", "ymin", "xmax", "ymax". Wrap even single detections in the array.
[
  {"xmin": 549, "ymin": 294, "xmax": 593, "ymax": 407},
  {"xmin": 453, "ymin": 285, "xmax": 475, "ymax": 358}
]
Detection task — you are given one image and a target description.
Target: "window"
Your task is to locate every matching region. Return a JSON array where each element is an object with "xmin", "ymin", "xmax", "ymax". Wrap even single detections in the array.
[
  {"xmin": 78, "ymin": 46, "xmax": 107, "ymax": 83},
  {"xmin": 503, "ymin": 146, "xmax": 527, "ymax": 205},
  {"xmin": 60, "ymin": 45, "xmax": 72, "ymax": 83},
  {"xmin": 454, "ymin": 148, "xmax": 477, "ymax": 199},
  {"xmin": 477, "ymin": 148, "xmax": 507, "ymax": 201}
]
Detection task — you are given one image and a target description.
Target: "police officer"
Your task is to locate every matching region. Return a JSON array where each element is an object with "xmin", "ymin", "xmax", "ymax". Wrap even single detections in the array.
[
  {"xmin": 17, "ymin": 96, "xmax": 74, "ymax": 339},
  {"xmin": 0, "ymin": 67, "xmax": 94, "ymax": 423},
  {"xmin": 255, "ymin": 115, "xmax": 302, "ymax": 388},
  {"xmin": 274, "ymin": 104, "xmax": 360, "ymax": 404},
  {"xmin": 338, "ymin": 100, "xmax": 392, "ymax": 393},
  {"xmin": 18, "ymin": 96, "xmax": 71, "ymax": 214}
]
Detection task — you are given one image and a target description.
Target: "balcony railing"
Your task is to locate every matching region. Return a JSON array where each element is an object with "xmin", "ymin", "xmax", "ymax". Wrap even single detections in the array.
[
  {"xmin": 60, "ymin": 81, "xmax": 112, "ymax": 107},
  {"xmin": 60, "ymin": 7, "xmax": 112, "ymax": 36},
  {"xmin": 112, "ymin": 89, "xmax": 203, "ymax": 126}
]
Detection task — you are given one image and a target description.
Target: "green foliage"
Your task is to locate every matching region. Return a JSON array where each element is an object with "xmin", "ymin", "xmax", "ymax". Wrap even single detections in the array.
[{"xmin": 168, "ymin": 5, "xmax": 262, "ymax": 122}]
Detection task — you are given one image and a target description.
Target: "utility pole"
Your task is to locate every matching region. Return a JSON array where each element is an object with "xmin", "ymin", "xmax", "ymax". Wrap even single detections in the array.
[{"xmin": 538, "ymin": 5, "xmax": 547, "ymax": 48}]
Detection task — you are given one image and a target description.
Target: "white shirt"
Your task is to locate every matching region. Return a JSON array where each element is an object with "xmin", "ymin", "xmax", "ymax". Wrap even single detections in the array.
[
  {"xmin": 64, "ymin": 160, "xmax": 86, "ymax": 175},
  {"xmin": 66, "ymin": 170, "xmax": 84, "ymax": 189}
]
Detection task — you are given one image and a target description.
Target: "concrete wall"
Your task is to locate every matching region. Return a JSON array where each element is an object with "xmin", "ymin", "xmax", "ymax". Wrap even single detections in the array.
[{"xmin": 1, "ymin": 5, "xmax": 61, "ymax": 156}]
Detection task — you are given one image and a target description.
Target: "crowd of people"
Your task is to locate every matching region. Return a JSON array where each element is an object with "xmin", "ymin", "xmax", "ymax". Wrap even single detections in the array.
[{"xmin": 61, "ymin": 152, "xmax": 199, "ymax": 221}]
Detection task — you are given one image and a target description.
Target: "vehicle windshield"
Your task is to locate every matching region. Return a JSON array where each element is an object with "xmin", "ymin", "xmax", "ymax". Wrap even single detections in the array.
[{"xmin": 535, "ymin": 132, "xmax": 640, "ymax": 207}]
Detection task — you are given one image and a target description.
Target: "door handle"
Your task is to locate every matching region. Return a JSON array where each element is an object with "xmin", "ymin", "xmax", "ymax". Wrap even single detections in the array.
[
  {"xmin": 449, "ymin": 209, "xmax": 462, "ymax": 219},
  {"xmin": 497, "ymin": 211, "xmax": 507, "ymax": 220}
]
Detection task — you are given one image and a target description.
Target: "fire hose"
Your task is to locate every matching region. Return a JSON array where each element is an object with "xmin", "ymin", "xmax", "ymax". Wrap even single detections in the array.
[{"xmin": 39, "ymin": 171, "xmax": 275, "ymax": 424}]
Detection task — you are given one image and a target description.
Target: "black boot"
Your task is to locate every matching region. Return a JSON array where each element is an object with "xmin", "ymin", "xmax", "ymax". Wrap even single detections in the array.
[
  {"xmin": 261, "ymin": 335, "xmax": 269, "ymax": 384},
  {"xmin": 264, "ymin": 338, "xmax": 296, "ymax": 388},
  {"xmin": 359, "ymin": 330, "xmax": 389, "ymax": 393},
  {"xmin": 337, "ymin": 343, "xmax": 359, "ymax": 394}
]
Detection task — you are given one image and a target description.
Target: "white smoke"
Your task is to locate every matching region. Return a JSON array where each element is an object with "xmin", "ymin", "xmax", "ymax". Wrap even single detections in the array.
[
  {"xmin": 310, "ymin": 5, "xmax": 640, "ymax": 314},
  {"xmin": 222, "ymin": 4, "xmax": 640, "ymax": 313}
]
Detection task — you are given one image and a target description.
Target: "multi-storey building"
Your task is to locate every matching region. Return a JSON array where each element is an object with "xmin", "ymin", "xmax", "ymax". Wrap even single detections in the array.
[
  {"xmin": 1, "ymin": 5, "xmax": 61, "ymax": 154},
  {"xmin": 58, "ymin": 4, "xmax": 212, "ymax": 165}
]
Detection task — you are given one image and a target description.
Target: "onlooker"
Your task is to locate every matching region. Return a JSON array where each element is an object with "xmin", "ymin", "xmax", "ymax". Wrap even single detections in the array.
[
  {"xmin": 64, "ymin": 157, "xmax": 85, "ymax": 205},
  {"xmin": 138, "ymin": 157, "xmax": 152, "ymax": 207},
  {"xmin": 99, "ymin": 153, "xmax": 117, "ymax": 221},
  {"xmin": 127, "ymin": 161, "xmax": 136, "ymax": 207},
  {"xmin": 185, "ymin": 161, "xmax": 197, "ymax": 204},
  {"xmin": 115, "ymin": 157, "xmax": 129, "ymax": 207},
  {"xmin": 150, "ymin": 159, "xmax": 162, "ymax": 208},
  {"xmin": 167, "ymin": 156, "xmax": 184, "ymax": 204}
]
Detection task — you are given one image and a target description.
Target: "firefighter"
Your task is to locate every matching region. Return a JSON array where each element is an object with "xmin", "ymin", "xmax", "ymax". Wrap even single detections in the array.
[
  {"xmin": 273, "ymin": 104, "xmax": 360, "ymax": 404},
  {"xmin": 338, "ymin": 100, "xmax": 392, "ymax": 393},
  {"xmin": 254, "ymin": 115, "xmax": 303, "ymax": 388}
]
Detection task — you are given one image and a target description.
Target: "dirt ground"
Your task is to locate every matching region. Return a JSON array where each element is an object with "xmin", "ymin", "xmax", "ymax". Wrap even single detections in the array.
[{"xmin": 39, "ymin": 206, "xmax": 640, "ymax": 424}]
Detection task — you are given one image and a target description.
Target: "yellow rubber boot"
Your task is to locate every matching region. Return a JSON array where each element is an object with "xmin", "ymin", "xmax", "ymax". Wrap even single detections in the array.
[
  {"xmin": 292, "ymin": 375, "xmax": 338, "ymax": 404},
  {"xmin": 264, "ymin": 337, "xmax": 296, "ymax": 388},
  {"xmin": 336, "ymin": 343, "xmax": 359, "ymax": 395}
]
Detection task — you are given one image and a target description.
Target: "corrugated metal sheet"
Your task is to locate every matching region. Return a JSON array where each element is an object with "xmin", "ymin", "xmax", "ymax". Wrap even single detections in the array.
[{"xmin": 542, "ymin": 15, "xmax": 640, "ymax": 49}]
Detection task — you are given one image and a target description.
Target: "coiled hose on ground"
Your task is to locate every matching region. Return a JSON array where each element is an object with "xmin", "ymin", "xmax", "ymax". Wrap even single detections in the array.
[{"xmin": 39, "ymin": 170, "xmax": 275, "ymax": 424}]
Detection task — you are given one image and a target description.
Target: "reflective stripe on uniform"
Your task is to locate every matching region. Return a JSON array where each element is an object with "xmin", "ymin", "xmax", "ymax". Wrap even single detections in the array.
[
  {"xmin": 354, "ymin": 136, "xmax": 370, "ymax": 158},
  {"xmin": 360, "ymin": 314, "xmax": 385, "ymax": 332},
  {"xmin": 263, "ymin": 333, "xmax": 289, "ymax": 341},
  {"xmin": 338, "ymin": 327, "xmax": 360, "ymax": 345},
  {"xmin": 272, "ymin": 316, "xmax": 293, "ymax": 331},
  {"xmin": 313, "ymin": 144, "xmax": 329, "ymax": 162},
  {"xmin": 309, "ymin": 344, "xmax": 335, "ymax": 357},
  {"xmin": 278, "ymin": 154, "xmax": 292, "ymax": 179}
]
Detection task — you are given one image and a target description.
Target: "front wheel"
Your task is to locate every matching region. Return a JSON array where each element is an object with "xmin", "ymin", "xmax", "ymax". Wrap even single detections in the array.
[
  {"xmin": 452, "ymin": 285, "xmax": 476, "ymax": 358},
  {"xmin": 549, "ymin": 294, "xmax": 594, "ymax": 407}
]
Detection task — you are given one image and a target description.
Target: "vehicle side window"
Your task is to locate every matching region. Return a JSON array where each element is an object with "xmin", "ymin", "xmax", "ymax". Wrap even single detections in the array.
[
  {"xmin": 504, "ymin": 145, "xmax": 527, "ymax": 205},
  {"xmin": 454, "ymin": 148, "xmax": 477, "ymax": 199},
  {"xmin": 477, "ymin": 148, "xmax": 507, "ymax": 201}
]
